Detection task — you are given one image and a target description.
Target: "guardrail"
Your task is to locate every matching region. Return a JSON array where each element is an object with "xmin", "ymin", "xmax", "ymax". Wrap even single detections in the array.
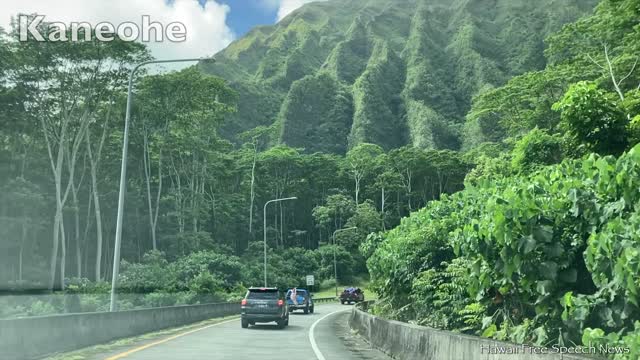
[
  {"xmin": 313, "ymin": 296, "xmax": 337, "ymax": 303},
  {"xmin": 1, "ymin": 302, "xmax": 240, "ymax": 360},
  {"xmin": 350, "ymin": 301, "xmax": 601, "ymax": 360}
]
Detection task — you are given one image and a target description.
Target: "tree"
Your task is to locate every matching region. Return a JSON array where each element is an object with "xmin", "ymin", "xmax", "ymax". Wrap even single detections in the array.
[
  {"xmin": 553, "ymin": 81, "xmax": 629, "ymax": 156},
  {"xmin": 312, "ymin": 194, "xmax": 356, "ymax": 241},
  {"xmin": 238, "ymin": 126, "xmax": 273, "ymax": 235},
  {"xmin": 389, "ymin": 146, "xmax": 425, "ymax": 212},
  {"xmin": 546, "ymin": 0, "xmax": 640, "ymax": 102},
  {"xmin": 511, "ymin": 128, "xmax": 564, "ymax": 172},
  {"xmin": 257, "ymin": 146, "xmax": 303, "ymax": 248},
  {"xmin": 373, "ymin": 169, "xmax": 403, "ymax": 229},
  {"xmin": 345, "ymin": 143, "xmax": 384, "ymax": 205},
  {"xmin": 6, "ymin": 19, "xmax": 149, "ymax": 289},
  {"xmin": 343, "ymin": 201, "xmax": 383, "ymax": 251},
  {"xmin": 157, "ymin": 68, "xmax": 237, "ymax": 235}
]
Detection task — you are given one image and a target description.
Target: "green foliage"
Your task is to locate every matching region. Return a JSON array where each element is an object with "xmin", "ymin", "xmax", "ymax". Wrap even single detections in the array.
[
  {"xmin": 367, "ymin": 196, "xmax": 459, "ymax": 320},
  {"xmin": 411, "ymin": 258, "xmax": 480, "ymax": 331},
  {"xmin": 279, "ymin": 73, "xmax": 353, "ymax": 154},
  {"xmin": 464, "ymin": 153, "xmax": 513, "ymax": 186},
  {"xmin": 205, "ymin": 0, "xmax": 595, "ymax": 151},
  {"xmin": 312, "ymin": 194, "xmax": 356, "ymax": 234},
  {"xmin": 553, "ymin": 81, "xmax": 629, "ymax": 156},
  {"xmin": 511, "ymin": 128, "xmax": 564, "ymax": 172},
  {"xmin": 369, "ymin": 143, "xmax": 640, "ymax": 356},
  {"xmin": 623, "ymin": 90, "xmax": 640, "ymax": 145},
  {"xmin": 464, "ymin": 68, "xmax": 580, "ymax": 148},
  {"xmin": 583, "ymin": 322, "xmax": 640, "ymax": 360},
  {"xmin": 465, "ymin": 0, "xmax": 638, "ymax": 151}
]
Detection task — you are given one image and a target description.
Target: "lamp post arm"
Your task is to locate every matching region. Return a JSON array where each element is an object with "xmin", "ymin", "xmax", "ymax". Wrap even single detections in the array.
[{"xmin": 262, "ymin": 196, "xmax": 297, "ymax": 287}]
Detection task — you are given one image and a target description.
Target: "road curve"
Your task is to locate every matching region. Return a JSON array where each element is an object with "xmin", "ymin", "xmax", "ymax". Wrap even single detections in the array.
[{"xmin": 94, "ymin": 303, "xmax": 390, "ymax": 360}]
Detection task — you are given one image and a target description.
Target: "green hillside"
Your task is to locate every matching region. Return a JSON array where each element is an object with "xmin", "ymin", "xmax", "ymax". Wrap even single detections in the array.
[{"xmin": 203, "ymin": 0, "xmax": 598, "ymax": 153}]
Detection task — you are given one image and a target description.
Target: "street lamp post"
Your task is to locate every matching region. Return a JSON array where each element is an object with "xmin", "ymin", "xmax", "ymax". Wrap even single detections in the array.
[
  {"xmin": 109, "ymin": 57, "xmax": 215, "ymax": 312},
  {"xmin": 332, "ymin": 227, "xmax": 357, "ymax": 297},
  {"xmin": 263, "ymin": 197, "xmax": 297, "ymax": 287}
]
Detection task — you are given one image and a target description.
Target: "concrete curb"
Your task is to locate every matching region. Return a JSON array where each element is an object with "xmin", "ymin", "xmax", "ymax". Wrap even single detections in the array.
[
  {"xmin": 0, "ymin": 302, "xmax": 240, "ymax": 360},
  {"xmin": 349, "ymin": 301, "xmax": 602, "ymax": 360}
]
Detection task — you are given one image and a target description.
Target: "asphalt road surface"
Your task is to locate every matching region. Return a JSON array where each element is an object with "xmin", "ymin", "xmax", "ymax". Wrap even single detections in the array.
[{"xmin": 97, "ymin": 303, "xmax": 390, "ymax": 360}]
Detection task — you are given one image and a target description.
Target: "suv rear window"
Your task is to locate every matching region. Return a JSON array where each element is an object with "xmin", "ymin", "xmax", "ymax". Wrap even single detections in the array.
[{"xmin": 247, "ymin": 289, "xmax": 279, "ymax": 299}]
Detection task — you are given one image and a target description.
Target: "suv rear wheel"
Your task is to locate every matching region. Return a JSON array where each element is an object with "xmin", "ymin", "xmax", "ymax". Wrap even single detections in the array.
[
  {"xmin": 241, "ymin": 318, "xmax": 249, "ymax": 328},
  {"xmin": 310, "ymin": 306, "xmax": 314, "ymax": 314},
  {"xmin": 276, "ymin": 319, "xmax": 285, "ymax": 329}
]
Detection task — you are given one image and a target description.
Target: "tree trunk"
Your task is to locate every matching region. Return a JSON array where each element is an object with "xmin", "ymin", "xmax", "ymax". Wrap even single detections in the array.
[
  {"xmin": 249, "ymin": 143, "xmax": 257, "ymax": 233},
  {"xmin": 73, "ymin": 188, "xmax": 81, "ymax": 278},
  {"xmin": 280, "ymin": 202, "xmax": 284, "ymax": 248},
  {"xmin": 85, "ymin": 127, "xmax": 106, "ymax": 281},
  {"xmin": 142, "ymin": 129, "xmax": 162, "ymax": 250},
  {"xmin": 354, "ymin": 175, "xmax": 360, "ymax": 205},
  {"xmin": 59, "ymin": 215, "xmax": 67, "ymax": 289},
  {"xmin": 19, "ymin": 220, "xmax": 27, "ymax": 282},
  {"xmin": 49, "ymin": 186, "xmax": 63, "ymax": 289},
  {"xmin": 381, "ymin": 186, "xmax": 386, "ymax": 230},
  {"xmin": 83, "ymin": 193, "xmax": 93, "ymax": 280}
]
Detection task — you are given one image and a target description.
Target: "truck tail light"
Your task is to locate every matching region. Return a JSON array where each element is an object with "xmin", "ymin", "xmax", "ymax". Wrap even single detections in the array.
[
  {"xmin": 277, "ymin": 299, "xmax": 284, "ymax": 307},
  {"xmin": 241, "ymin": 299, "xmax": 247, "ymax": 306}
]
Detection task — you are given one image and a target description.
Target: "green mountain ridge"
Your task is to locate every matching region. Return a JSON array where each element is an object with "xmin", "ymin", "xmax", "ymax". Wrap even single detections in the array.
[{"xmin": 203, "ymin": 0, "xmax": 598, "ymax": 153}]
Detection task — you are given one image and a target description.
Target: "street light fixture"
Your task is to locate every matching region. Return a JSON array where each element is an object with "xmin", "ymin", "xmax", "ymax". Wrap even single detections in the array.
[
  {"xmin": 109, "ymin": 57, "xmax": 215, "ymax": 312},
  {"xmin": 263, "ymin": 197, "xmax": 297, "ymax": 287},
  {"xmin": 332, "ymin": 227, "xmax": 357, "ymax": 297}
]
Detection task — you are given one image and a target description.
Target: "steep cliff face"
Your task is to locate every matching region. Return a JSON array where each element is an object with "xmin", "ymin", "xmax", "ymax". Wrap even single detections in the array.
[{"xmin": 203, "ymin": 0, "xmax": 598, "ymax": 153}]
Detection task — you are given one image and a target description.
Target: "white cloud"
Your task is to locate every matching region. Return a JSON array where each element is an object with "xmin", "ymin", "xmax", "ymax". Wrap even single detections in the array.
[
  {"xmin": 0, "ymin": 0, "xmax": 235, "ymax": 69},
  {"xmin": 258, "ymin": 0, "xmax": 325, "ymax": 22}
]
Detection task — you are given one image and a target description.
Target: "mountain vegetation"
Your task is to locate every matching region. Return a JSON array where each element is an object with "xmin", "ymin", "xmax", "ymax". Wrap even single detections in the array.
[{"xmin": 205, "ymin": 0, "xmax": 597, "ymax": 152}]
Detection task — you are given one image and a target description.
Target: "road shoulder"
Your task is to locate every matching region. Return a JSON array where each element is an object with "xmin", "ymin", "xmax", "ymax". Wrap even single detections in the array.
[
  {"xmin": 312, "ymin": 306, "xmax": 391, "ymax": 360},
  {"xmin": 46, "ymin": 316, "xmax": 239, "ymax": 360}
]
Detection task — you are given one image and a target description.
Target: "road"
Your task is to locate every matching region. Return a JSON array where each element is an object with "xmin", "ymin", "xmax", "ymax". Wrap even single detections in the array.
[{"xmin": 94, "ymin": 303, "xmax": 390, "ymax": 360}]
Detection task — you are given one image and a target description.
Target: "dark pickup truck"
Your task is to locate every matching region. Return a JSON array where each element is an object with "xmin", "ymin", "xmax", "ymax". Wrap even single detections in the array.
[
  {"xmin": 340, "ymin": 287, "xmax": 364, "ymax": 304},
  {"xmin": 241, "ymin": 287, "xmax": 289, "ymax": 329}
]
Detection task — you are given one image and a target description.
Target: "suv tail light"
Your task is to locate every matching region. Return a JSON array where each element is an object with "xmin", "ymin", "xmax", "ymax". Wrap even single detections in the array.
[
  {"xmin": 241, "ymin": 299, "xmax": 247, "ymax": 306},
  {"xmin": 277, "ymin": 299, "xmax": 284, "ymax": 307}
]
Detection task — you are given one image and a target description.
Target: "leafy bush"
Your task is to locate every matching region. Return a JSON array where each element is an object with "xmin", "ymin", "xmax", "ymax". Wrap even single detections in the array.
[
  {"xmin": 411, "ymin": 258, "xmax": 480, "ymax": 331},
  {"xmin": 367, "ymin": 196, "xmax": 459, "ymax": 320},
  {"xmin": 511, "ymin": 128, "xmax": 564, "ymax": 172},
  {"xmin": 553, "ymin": 81, "xmax": 628, "ymax": 156},
  {"xmin": 583, "ymin": 322, "xmax": 640, "ymax": 360}
]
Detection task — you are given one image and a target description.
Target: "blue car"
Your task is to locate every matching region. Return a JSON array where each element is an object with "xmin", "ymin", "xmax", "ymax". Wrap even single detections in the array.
[{"xmin": 285, "ymin": 288, "xmax": 314, "ymax": 314}]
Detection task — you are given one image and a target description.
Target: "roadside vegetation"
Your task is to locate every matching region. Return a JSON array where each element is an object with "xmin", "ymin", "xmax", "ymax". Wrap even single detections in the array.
[{"xmin": 366, "ymin": 1, "xmax": 640, "ymax": 358}]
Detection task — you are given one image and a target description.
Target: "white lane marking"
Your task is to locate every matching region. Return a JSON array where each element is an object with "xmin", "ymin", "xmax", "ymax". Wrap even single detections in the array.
[{"xmin": 309, "ymin": 308, "xmax": 350, "ymax": 360}]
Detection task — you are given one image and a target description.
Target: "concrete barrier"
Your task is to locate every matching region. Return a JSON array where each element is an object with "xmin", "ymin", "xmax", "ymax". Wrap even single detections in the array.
[
  {"xmin": 0, "ymin": 302, "xmax": 240, "ymax": 360},
  {"xmin": 349, "ymin": 302, "xmax": 602, "ymax": 360}
]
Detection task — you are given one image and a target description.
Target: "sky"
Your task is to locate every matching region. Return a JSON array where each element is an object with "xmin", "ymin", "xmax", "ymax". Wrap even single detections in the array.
[{"xmin": 0, "ymin": 0, "xmax": 324, "ymax": 65}]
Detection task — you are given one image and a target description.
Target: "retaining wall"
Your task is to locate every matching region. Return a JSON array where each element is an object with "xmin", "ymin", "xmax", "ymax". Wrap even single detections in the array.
[
  {"xmin": 349, "ymin": 302, "xmax": 602, "ymax": 360},
  {"xmin": 0, "ymin": 302, "xmax": 239, "ymax": 360}
]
